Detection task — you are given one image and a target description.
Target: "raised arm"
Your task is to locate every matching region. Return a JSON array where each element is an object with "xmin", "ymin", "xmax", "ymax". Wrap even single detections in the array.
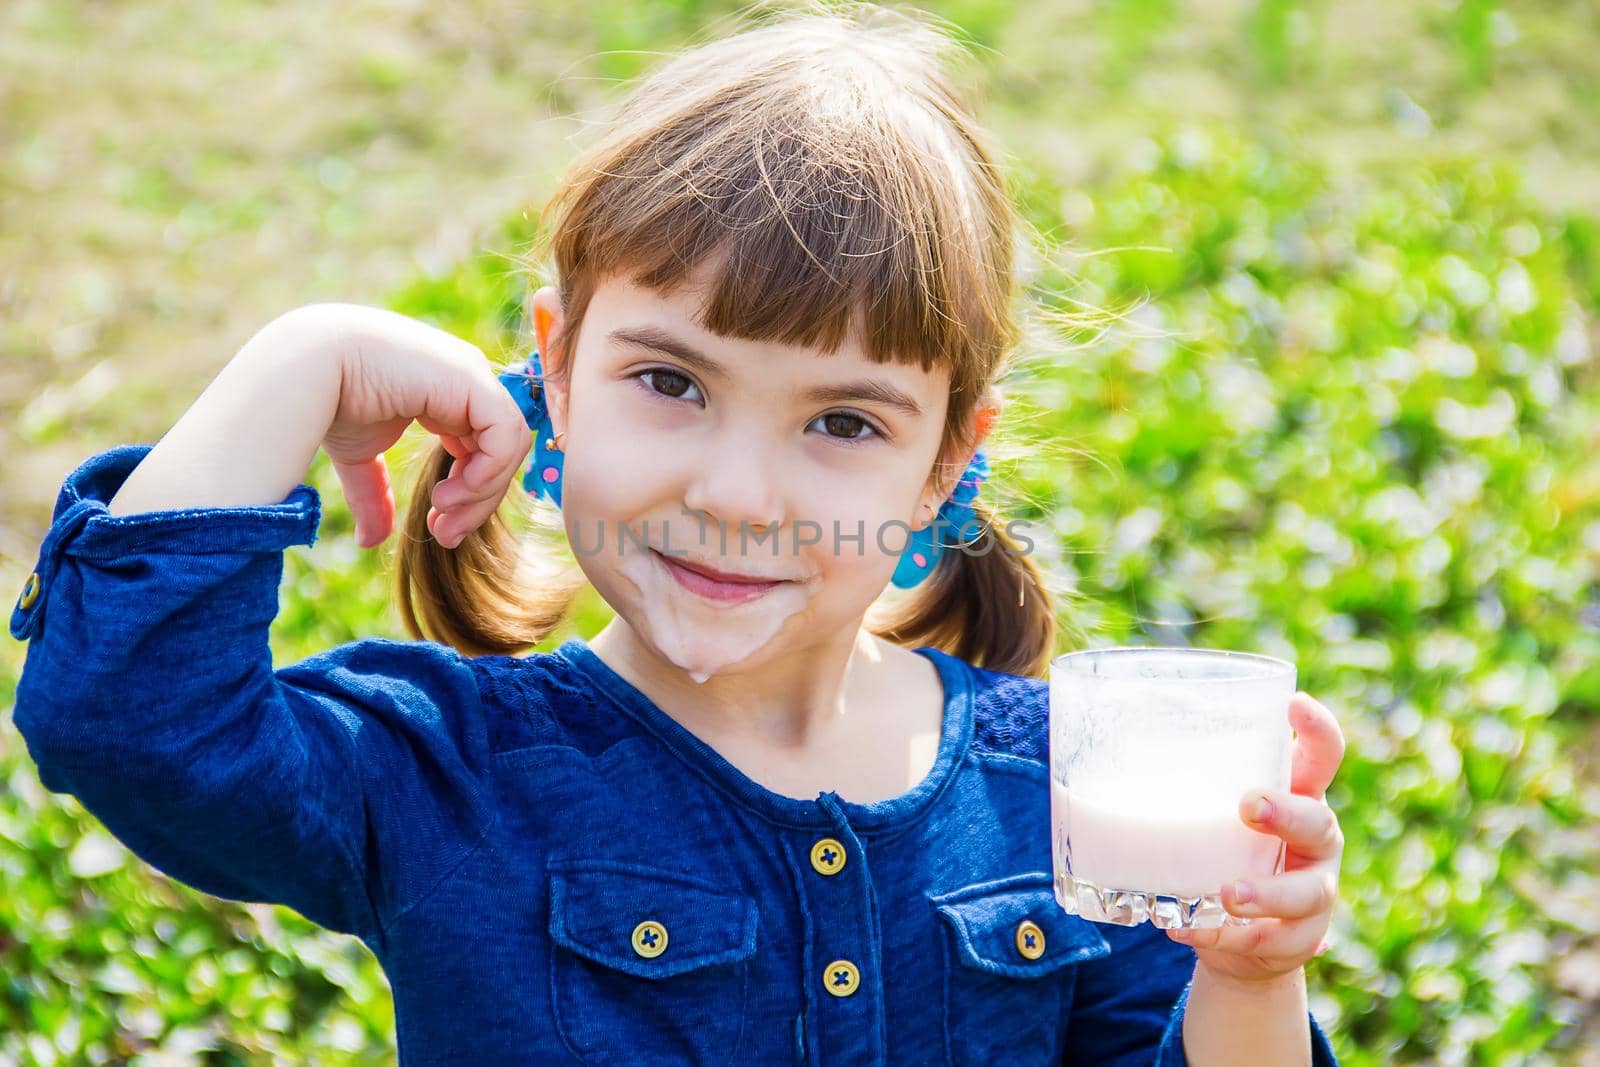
[
  {"xmin": 9, "ymin": 305, "xmax": 531, "ymax": 951},
  {"xmin": 103, "ymin": 301, "xmax": 529, "ymax": 546}
]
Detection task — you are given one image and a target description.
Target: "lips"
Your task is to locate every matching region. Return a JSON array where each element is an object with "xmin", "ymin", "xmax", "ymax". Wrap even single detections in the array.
[
  {"xmin": 666, "ymin": 555, "xmax": 785, "ymax": 584},
  {"xmin": 650, "ymin": 549, "xmax": 796, "ymax": 604}
]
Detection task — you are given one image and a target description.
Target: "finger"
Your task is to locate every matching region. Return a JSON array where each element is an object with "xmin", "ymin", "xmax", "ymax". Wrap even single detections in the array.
[
  {"xmin": 448, "ymin": 488, "xmax": 495, "ymax": 543},
  {"xmin": 415, "ymin": 417, "xmax": 474, "ymax": 460},
  {"xmin": 428, "ymin": 462, "xmax": 502, "ymax": 550},
  {"xmin": 331, "ymin": 455, "xmax": 395, "ymax": 549},
  {"xmin": 427, "ymin": 503, "xmax": 472, "ymax": 550},
  {"xmin": 431, "ymin": 455, "xmax": 471, "ymax": 511},
  {"xmin": 461, "ymin": 371, "xmax": 534, "ymax": 492},
  {"xmin": 440, "ymin": 433, "xmax": 471, "ymax": 460},
  {"xmin": 428, "ymin": 448, "xmax": 517, "ymax": 540},
  {"xmin": 419, "ymin": 385, "xmax": 528, "ymax": 497},
  {"xmin": 426, "ymin": 504, "xmax": 455, "ymax": 548},
  {"xmin": 1221, "ymin": 866, "xmax": 1339, "ymax": 921},
  {"xmin": 1240, "ymin": 789, "xmax": 1344, "ymax": 861},
  {"xmin": 425, "ymin": 453, "xmax": 463, "ymax": 547},
  {"xmin": 415, "ymin": 371, "xmax": 531, "ymax": 549},
  {"xmin": 1166, "ymin": 915, "xmax": 1324, "ymax": 961},
  {"xmin": 1288, "ymin": 692, "xmax": 1345, "ymax": 801}
]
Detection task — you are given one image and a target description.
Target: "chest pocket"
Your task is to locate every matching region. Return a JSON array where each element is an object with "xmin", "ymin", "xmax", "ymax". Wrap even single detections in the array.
[
  {"xmin": 547, "ymin": 858, "xmax": 760, "ymax": 1065},
  {"xmin": 929, "ymin": 871, "xmax": 1111, "ymax": 1066}
]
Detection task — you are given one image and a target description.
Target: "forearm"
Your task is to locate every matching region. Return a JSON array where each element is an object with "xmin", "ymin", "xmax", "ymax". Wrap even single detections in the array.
[
  {"xmin": 1181, "ymin": 962, "xmax": 1311, "ymax": 1066},
  {"xmin": 107, "ymin": 306, "xmax": 346, "ymax": 515}
]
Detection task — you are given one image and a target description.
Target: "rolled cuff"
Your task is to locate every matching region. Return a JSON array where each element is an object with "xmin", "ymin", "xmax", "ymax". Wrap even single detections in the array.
[{"xmin": 10, "ymin": 443, "xmax": 321, "ymax": 641}]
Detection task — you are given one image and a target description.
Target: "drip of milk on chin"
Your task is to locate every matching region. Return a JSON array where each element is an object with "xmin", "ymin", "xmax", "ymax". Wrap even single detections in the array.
[{"xmin": 616, "ymin": 548, "xmax": 820, "ymax": 684}]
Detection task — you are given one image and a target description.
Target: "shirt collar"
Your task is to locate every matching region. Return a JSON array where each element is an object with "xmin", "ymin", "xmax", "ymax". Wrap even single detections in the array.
[{"xmin": 555, "ymin": 636, "xmax": 975, "ymax": 832}]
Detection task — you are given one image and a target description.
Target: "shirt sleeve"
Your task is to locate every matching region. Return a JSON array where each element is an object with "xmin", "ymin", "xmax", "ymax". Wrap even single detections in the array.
[
  {"xmin": 8, "ymin": 444, "xmax": 498, "ymax": 951},
  {"xmin": 1062, "ymin": 919, "xmax": 1341, "ymax": 1066}
]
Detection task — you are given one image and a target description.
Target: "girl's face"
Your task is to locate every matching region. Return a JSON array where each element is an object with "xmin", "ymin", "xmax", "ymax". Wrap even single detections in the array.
[{"xmin": 531, "ymin": 266, "xmax": 957, "ymax": 683}]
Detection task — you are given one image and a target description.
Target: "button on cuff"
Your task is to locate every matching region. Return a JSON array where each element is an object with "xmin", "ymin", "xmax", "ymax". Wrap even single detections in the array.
[
  {"xmin": 9, "ymin": 443, "xmax": 322, "ymax": 642},
  {"xmin": 11, "ymin": 497, "xmax": 100, "ymax": 642}
]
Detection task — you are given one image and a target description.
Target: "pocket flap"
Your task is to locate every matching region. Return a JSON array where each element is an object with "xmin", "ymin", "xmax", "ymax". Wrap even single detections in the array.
[
  {"xmin": 548, "ymin": 859, "xmax": 759, "ymax": 980},
  {"xmin": 929, "ymin": 871, "xmax": 1111, "ymax": 978}
]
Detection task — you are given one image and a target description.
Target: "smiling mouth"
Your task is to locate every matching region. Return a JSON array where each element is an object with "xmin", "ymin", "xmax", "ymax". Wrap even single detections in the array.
[{"xmin": 650, "ymin": 549, "xmax": 796, "ymax": 603}]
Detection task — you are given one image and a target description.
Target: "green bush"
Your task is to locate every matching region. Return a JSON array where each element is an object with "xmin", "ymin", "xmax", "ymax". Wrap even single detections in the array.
[{"xmin": 1001, "ymin": 129, "xmax": 1600, "ymax": 1064}]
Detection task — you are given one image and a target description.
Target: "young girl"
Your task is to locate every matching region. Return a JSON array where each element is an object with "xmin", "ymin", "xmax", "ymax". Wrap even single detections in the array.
[{"xmin": 10, "ymin": 4, "xmax": 1346, "ymax": 1064}]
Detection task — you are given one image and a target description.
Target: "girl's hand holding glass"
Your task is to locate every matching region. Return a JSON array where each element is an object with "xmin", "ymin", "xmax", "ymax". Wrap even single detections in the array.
[
  {"xmin": 1166, "ymin": 691, "xmax": 1347, "ymax": 987},
  {"xmin": 307, "ymin": 302, "xmax": 533, "ymax": 550}
]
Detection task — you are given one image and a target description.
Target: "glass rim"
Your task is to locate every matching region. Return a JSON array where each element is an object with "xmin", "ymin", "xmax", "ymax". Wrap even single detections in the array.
[{"xmin": 1050, "ymin": 645, "xmax": 1295, "ymax": 683}]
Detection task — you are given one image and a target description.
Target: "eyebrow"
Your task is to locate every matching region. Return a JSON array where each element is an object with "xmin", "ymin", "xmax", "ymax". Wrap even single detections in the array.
[{"xmin": 607, "ymin": 325, "xmax": 925, "ymax": 418}]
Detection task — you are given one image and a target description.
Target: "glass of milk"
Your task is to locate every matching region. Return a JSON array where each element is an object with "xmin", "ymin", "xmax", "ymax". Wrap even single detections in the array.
[{"xmin": 1049, "ymin": 646, "xmax": 1296, "ymax": 929}]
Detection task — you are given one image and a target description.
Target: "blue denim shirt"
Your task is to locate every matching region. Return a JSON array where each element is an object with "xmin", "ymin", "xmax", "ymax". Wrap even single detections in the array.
[{"xmin": 9, "ymin": 444, "xmax": 1341, "ymax": 1066}]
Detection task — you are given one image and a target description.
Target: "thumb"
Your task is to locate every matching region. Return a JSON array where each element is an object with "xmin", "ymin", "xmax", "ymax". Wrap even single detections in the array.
[{"xmin": 331, "ymin": 453, "xmax": 396, "ymax": 549}]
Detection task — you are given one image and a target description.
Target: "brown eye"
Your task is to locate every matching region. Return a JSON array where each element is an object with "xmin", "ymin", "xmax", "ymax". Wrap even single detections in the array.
[
  {"xmin": 814, "ymin": 411, "xmax": 881, "ymax": 444},
  {"xmin": 825, "ymin": 413, "xmax": 867, "ymax": 438},
  {"xmin": 639, "ymin": 368, "xmax": 698, "ymax": 401}
]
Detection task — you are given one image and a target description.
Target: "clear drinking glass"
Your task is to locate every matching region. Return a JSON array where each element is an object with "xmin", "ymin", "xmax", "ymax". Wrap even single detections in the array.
[{"xmin": 1049, "ymin": 646, "xmax": 1296, "ymax": 929}]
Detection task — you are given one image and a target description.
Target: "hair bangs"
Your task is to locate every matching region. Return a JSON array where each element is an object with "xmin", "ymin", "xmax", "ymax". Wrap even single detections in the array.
[{"xmin": 544, "ymin": 66, "xmax": 997, "ymax": 403}]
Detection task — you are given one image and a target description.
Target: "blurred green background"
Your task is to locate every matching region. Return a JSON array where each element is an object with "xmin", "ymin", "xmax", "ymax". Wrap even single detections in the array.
[{"xmin": 3, "ymin": 0, "xmax": 1598, "ymax": 1063}]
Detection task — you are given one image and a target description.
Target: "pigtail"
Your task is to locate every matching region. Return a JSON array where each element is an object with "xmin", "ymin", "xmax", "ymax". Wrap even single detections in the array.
[
  {"xmin": 393, "ymin": 437, "xmax": 587, "ymax": 657},
  {"xmin": 870, "ymin": 495, "xmax": 1063, "ymax": 678}
]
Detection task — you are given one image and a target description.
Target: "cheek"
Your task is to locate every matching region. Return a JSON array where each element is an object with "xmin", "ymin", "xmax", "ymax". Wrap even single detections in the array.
[
  {"xmin": 791, "ymin": 483, "xmax": 918, "ymax": 574},
  {"xmin": 558, "ymin": 428, "xmax": 664, "ymax": 515}
]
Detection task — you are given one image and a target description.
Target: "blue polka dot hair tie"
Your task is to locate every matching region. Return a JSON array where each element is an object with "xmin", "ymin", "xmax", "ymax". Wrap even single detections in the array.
[
  {"xmin": 889, "ymin": 448, "xmax": 989, "ymax": 590},
  {"xmin": 496, "ymin": 348, "xmax": 564, "ymax": 508}
]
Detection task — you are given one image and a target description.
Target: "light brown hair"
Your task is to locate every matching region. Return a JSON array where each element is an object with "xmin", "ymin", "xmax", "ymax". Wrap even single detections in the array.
[{"xmin": 396, "ymin": 1, "xmax": 1096, "ymax": 677}]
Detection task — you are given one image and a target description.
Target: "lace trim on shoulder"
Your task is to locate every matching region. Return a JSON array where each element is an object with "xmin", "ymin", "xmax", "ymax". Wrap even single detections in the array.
[{"xmin": 969, "ymin": 671, "xmax": 1048, "ymax": 763}]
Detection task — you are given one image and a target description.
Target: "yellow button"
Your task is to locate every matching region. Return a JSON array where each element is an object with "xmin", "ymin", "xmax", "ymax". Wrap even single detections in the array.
[
  {"xmin": 632, "ymin": 920, "xmax": 668, "ymax": 958},
  {"xmin": 823, "ymin": 959, "xmax": 860, "ymax": 997},
  {"xmin": 18, "ymin": 572, "xmax": 40, "ymax": 610},
  {"xmin": 1015, "ymin": 919, "xmax": 1046, "ymax": 960},
  {"xmin": 810, "ymin": 838, "xmax": 847, "ymax": 876}
]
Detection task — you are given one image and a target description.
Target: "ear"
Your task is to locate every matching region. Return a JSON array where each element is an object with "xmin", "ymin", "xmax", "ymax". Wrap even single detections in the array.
[
  {"xmin": 528, "ymin": 285, "xmax": 569, "ymax": 441},
  {"xmin": 912, "ymin": 394, "xmax": 1001, "ymax": 532}
]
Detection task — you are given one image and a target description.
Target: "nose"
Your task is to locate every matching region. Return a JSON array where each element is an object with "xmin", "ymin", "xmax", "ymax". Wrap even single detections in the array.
[{"xmin": 680, "ymin": 435, "xmax": 787, "ymax": 546}]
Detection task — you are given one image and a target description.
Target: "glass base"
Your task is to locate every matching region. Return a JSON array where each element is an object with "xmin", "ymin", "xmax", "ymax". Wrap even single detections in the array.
[{"xmin": 1055, "ymin": 872, "xmax": 1254, "ymax": 928}]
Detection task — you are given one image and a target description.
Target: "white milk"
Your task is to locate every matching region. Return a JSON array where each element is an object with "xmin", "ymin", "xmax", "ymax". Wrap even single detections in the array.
[
  {"xmin": 1049, "ymin": 667, "xmax": 1292, "ymax": 902},
  {"xmin": 1050, "ymin": 776, "xmax": 1283, "ymax": 899},
  {"xmin": 615, "ymin": 548, "xmax": 821, "ymax": 684}
]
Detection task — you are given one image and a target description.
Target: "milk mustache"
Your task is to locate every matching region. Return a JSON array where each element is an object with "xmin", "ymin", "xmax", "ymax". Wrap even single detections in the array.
[{"xmin": 616, "ymin": 544, "xmax": 820, "ymax": 684}]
